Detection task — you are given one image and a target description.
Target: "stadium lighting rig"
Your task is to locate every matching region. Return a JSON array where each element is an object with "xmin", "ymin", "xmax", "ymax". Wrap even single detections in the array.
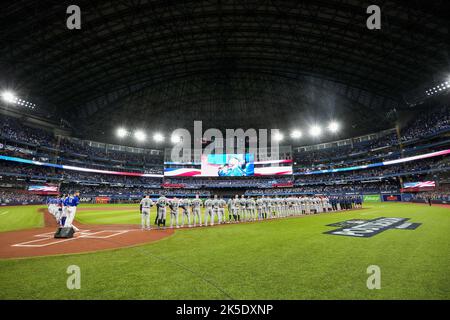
[
  {"xmin": 134, "ymin": 130, "xmax": 147, "ymax": 142},
  {"xmin": 273, "ymin": 132, "xmax": 284, "ymax": 141},
  {"xmin": 1, "ymin": 91, "xmax": 36, "ymax": 109},
  {"xmin": 425, "ymin": 81, "xmax": 450, "ymax": 96},
  {"xmin": 153, "ymin": 132, "xmax": 165, "ymax": 143},
  {"xmin": 290, "ymin": 130, "xmax": 303, "ymax": 139},
  {"xmin": 116, "ymin": 122, "xmax": 342, "ymax": 144},
  {"xmin": 171, "ymin": 135, "xmax": 182, "ymax": 144},
  {"xmin": 327, "ymin": 121, "xmax": 340, "ymax": 133},
  {"xmin": 309, "ymin": 125, "xmax": 322, "ymax": 137},
  {"xmin": 1, "ymin": 91, "xmax": 16, "ymax": 103},
  {"xmin": 116, "ymin": 127, "xmax": 129, "ymax": 138}
]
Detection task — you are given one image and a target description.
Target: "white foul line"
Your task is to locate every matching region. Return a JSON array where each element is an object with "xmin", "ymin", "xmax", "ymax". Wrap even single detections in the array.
[{"xmin": 12, "ymin": 230, "xmax": 131, "ymax": 248}]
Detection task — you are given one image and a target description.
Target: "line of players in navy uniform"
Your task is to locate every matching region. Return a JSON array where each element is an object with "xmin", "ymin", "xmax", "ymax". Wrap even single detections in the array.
[
  {"xmin": 46, "ymin": 192, "xmax": 81, "ymax": 232},
  {"xmin": 139, "ymin": 194, "xmax": 363, "ymax": 230}
]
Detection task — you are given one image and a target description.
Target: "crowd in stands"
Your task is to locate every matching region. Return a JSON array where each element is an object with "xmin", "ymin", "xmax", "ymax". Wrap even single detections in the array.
[
  {"xmin": 294, "ymin": 104, "xmax": 450, "ymax": 165},
  {"xmin": 59, "ymin": 185, "xmax": 211, "ymax": 197},
  {"xmin": 401, "ymin": 105, "xmax": 450, "ymax": 142},
  {"xmin": 0, "ymin": 155, "xmax": 448, "ymax": 192},
  {"xmin": 410, "ymin": 191, "xmax": 450, "ymax": 202},
  {"xmin": 0, "ymin": 117, "xmax": 54, "ymax": 147},
  {"xmin": 1, "ymin": 104, "xmax": 450, "ymax": 200},
  {"xmin": 294, "ymin": 157, "xmax": 448, "ymax": 184},
  {"xmin": 164, "ymin": 177, "xmax": 293, "ymax": 188},
  {"xmin": 245, "ymin": 181, "xmax": 399, "ymax": 195},
  {"xmin": 0, "ymin": 115, "xmax": 163, "ymax": 170},
  {"xmin": 0, "ymin": 162, "xmax": 162, "ymax": 186},
  {"xmin": 0, "ymin": 189, "xmax": 46, "ymax": 205}
]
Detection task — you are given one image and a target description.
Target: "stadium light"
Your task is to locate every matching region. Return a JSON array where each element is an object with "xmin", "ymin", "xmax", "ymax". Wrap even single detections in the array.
[
  {"xmin": 290, "ymin": 130, "xmax": 302, "ymax": 139},
  {"xmin": 171, "ymin": 135, "xmax": 181, "ymax": 144},
  {"xmin": 153, "ymin": 132, "xmax": 164, "ymax": 143},
  {"xmin": 309, "ymin": 125, "xmax": 322, "ymax": 137},
  {"xmin": 134, "ymin": 130, "xmax": 146, "ymax": 142},
  {"xmin": 1, "ymin": 91, "xmax": 16, "ymax": 103},
  {"xmin": 327, "ymin": 121, "xmax": 340, "ymax": 133},
  {"xmin": 116, "ymin": 127, "xmax": 129, "ymax": 138},
  {"xmin": 273, "ymin": 132, "xmax": 284, "ymax": 141}
]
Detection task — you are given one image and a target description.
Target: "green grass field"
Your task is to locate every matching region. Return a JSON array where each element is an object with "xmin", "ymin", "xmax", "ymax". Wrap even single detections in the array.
[
  {"xmin": 0, "ymin": 202, "xmax": 449, "ymax": 299},
  {"xmin": 0, "ymin": 205, "xmax": 44, "ymax": 232}
]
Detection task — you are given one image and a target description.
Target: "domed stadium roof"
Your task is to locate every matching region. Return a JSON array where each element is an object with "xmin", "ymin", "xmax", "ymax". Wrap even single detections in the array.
[{"xmin": 0, "ymin": 0, "xmax": 448, "ymax": 140}]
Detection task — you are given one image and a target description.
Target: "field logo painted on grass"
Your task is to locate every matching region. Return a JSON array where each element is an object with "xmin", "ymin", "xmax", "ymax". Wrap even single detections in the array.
[
  {"xmin": 66, "ymin": 265, "xmax": 81, "ymax": 290},
  {"xmin": 366, "ymin": 265, "xmax": 381, "ymax": 290},
  {"xmin": 324, "ymin": 217, "xmax": 421, "ymax": 237}
]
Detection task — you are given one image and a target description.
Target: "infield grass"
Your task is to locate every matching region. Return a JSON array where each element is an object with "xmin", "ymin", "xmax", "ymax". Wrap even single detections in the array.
[
  {"xmin": 0, "ymin": 202, "xmax": 449, "ymax": 299},
  {"xmin": 0, "ymin": 205, "xmax": 44, "ymax": 232}
]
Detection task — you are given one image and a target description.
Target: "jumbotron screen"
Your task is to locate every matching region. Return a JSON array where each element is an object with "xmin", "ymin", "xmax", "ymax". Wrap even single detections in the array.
[
  {"xmin": 28, "ymin": 185, "xmax": 59, "ymax": 192},
  {"xmin": 201, "ymin": 153, "xmax": 254, "ymax": 177},
  {"xmin": 402, "ymin": 181, "xmax": 436, "ymax": 190},
  {"xmin": 27, "ymin": 185, "xmax": 59, "ymax": 195},
  {"xmin": 164, "ymin": 153, "xmax": 293, "ymax": 177}
]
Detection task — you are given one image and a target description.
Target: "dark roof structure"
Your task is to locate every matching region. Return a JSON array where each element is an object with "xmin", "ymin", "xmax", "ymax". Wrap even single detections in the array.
[{"xmin": 0, "ymin": 0, "xmax": 448, "ymax": 142}]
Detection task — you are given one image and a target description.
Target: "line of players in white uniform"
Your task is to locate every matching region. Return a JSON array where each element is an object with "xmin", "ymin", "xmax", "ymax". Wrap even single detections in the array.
[{"xmin": 139, "ymin": 194, "xmax": 362, "ymax": 230}]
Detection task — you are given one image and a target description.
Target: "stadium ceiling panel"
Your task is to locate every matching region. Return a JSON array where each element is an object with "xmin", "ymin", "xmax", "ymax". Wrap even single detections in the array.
[{"xmin": 0, "ymin": 0, "xmax": 448, "ymax": 138}]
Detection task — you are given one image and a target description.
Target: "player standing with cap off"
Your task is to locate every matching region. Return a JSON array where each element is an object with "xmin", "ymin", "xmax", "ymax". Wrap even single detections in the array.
[
  {"xmin": 180, "ymin": 197, "xmax": 192, "ymax": 227},
  {"xmin": 191, "ymin": 194, "xmax": 203, "ymax": 227},
  {"xmin": 204, "ymin": 196, "xmax": 214, "ymax": 226},
  {"xmin": 140, "ymin": 195, "xmax": 154, "ymax": 230},
  {"xmin": 218, "ymin": 196, "xmax": 227, "ymax": 224},
  {"xmin": 231, "ymin": 195, "xmax": 241, "ymax": 223},
  {"xmin": 239, "ymin": 195, "xmax": 247, "ymax": 221},
  {"xmin": 256, "ymin": 196, "xmax": 264, "ymax": 220},
  {"xmin": 212, "ymin": 195, "xmax": 220, "ymax": 225},
  {"xmin": 156, "ymin": 194, "xmax": 168, "ymax": 229},
  {"xmin": 169, "ymin": 197, "xmax": 180, "ymax": 228}
]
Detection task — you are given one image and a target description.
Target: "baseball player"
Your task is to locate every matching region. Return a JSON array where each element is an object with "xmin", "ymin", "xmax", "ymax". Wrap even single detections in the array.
[
  {"xmin": 256, "ymin": 196, "xmax": 265, "ymax": 220},
  {"xmin": 168, "ymin": 197, "xmax": 180, "ymax": 228},
  {"xmin": 191, "ymin": 195, "xmax": 203, "ymax": 226},
  {"xmin": 180, "ymin": 197, "xmax": 192, "ymax": 227},
  {"xmin": 275, "ymin": 197, "xmax": 282, "ymax": 218},
  {"xmin": 60, "ymin": 194, "xmax": 69, "ymax": 226},
  {"xmin": 156, "ymin": 195, "xmax": 168, "ymax": 229},
  {"xmin": 232, "ymin": 194, "xmax": 240, "ymax": 222},
  {"xmin": 47, "ymin": 198, "xmax": 54, "ymax": 217},
  {"xmin": 140, "ymin": 195, "xmax": 154, "ymax": 230},
  {"xmin": 55, "ymin": 196, "xmax": 63, "ymax": 223},
  {"xmin": 212, "ymin": 195, "xmax": 220, "ymax": 224},
  {"xmin": 264, "ymin": 196, "xmax": 272, "ymax": 218},
  {"xmin": 239, "ymin": 195, "xmax": 247, "ymax": 221},
  {"xmin": 64, "ymin": 192, "xmax": 80, "ymax": 232},
  {"xmin": 246, "ymin": 197, "xmax": 256, "ymax": 221},
  {"xmin": 218, "ymin": 196, "xmax": 227, "ymax": 224},
  {"xmin": 204, "ymin": 196, "xmax": 214, "ymax": 226},
  {"xmin": 227, "ymin": 197, "xmax": 233, "ymax": 223},
  {"xmin": 305, "ymin": 196, "xmax": 311, "ymax": 214}
]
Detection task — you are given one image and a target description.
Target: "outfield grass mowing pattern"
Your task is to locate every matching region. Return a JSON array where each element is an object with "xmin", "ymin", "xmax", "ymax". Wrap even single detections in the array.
[{"xmin": 0, "ymin": 203, "xmax": 449, "ymax": 299}]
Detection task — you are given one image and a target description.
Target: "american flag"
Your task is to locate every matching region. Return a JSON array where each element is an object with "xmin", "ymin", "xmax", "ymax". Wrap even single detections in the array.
[{"xmin": 403, "ymin": 181, "xmax": 436, "ymax": 189}]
